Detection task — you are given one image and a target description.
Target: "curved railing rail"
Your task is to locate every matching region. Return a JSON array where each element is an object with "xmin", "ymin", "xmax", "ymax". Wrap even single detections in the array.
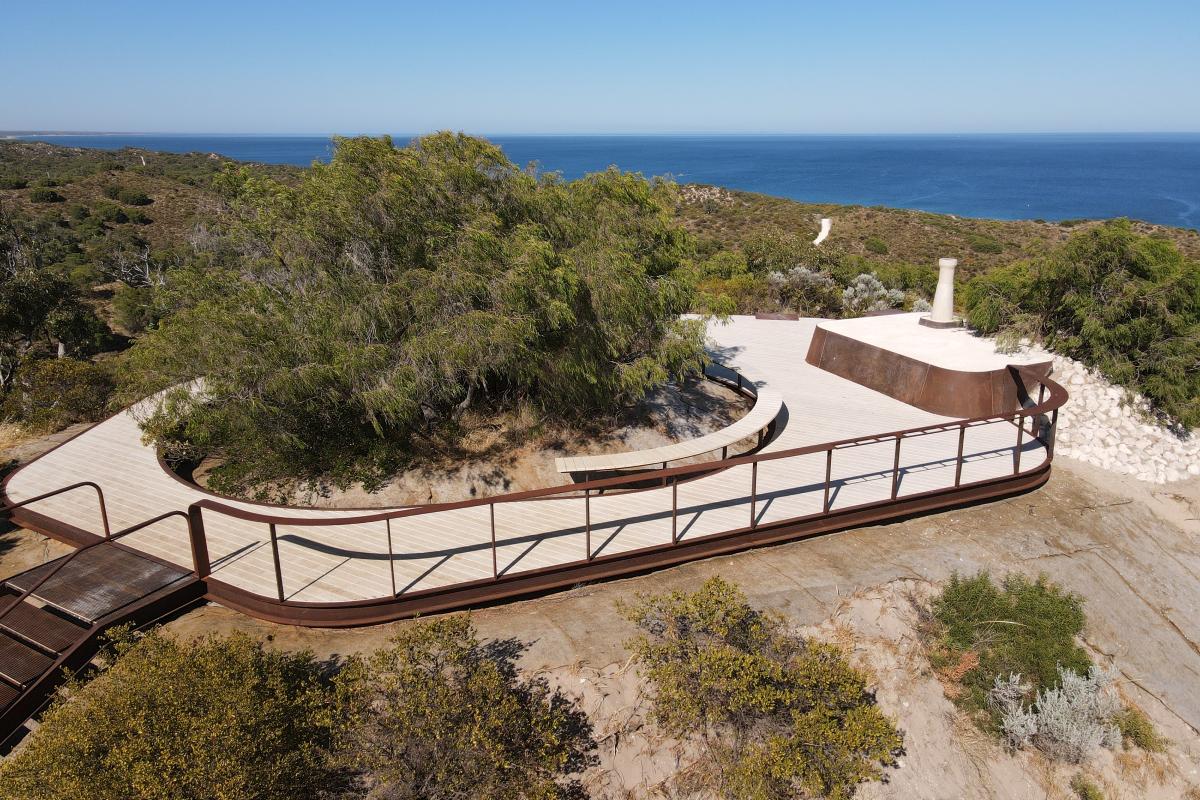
[{"xmin": 186, "ymin": 365, "xmax": 1065, "ymax": 609}]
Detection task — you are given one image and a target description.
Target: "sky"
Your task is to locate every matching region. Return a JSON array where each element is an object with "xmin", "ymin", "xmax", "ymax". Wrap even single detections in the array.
[{"xmin": 3, "ymin": 0, "xmax": 1198, "ymax": 135}]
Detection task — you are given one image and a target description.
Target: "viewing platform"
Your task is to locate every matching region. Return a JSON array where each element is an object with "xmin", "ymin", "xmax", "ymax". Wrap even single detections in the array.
[{"xmin": 3, "ymin": 315, "xmax": 1066, "ymax": 629}]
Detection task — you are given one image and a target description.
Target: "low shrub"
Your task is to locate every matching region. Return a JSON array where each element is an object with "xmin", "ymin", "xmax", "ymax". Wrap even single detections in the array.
[
  {"xmin": 929, "ymin": 571, "xmax": 1090, "ymax": 717},
  {"xmin": 1, "ymin": 358, "xmax": 114, "ymax": 432},
  {"xmin": 864, "ymin": 235, "xmax": 889, "ymax": 254},
  {"xmin": 1113, "ymin": 706, "xmax": 1167, "ymax": 752},
  {"xmin": 1070, "ymin": 773, "xmax": 1106, "ymax": 800},
  {"xmin": 622, "ymin": 577, "xmax": 902, "ymax": 800},
  {"xmin": 101, "ymin": 185, "xmax": 152, "ymax": 205},
  {"xmin": 93, "ymin": 202, "xmax": 129, "ymax": 224},
  {"xmin": 990, "ymin": 665, "xmax": 1121, "ymax": 763},
  {"xmin": 29, "ymin": 187, "xmax": 65, "ymax": 203},
  {"xmin": 334, "ymin": 616, "xmax": 596, "ymax": 800},
  {"xmin": 767, "ymin": 266, "xmax": 843, "ymax": 316},
  {"xmin": 0, "ymin": 176, "xmax": 28, "ymax": 190},
  {"xmin": 841, "ymin": 272, "xmax": 905, "ymax": 315},
  {"xmin": 967, "ymin": 234, "xmax": 1004, "ymax": 254},
  {"xmin": 0, "ymin": 630, "xmax": 341, "ymax": 800}
]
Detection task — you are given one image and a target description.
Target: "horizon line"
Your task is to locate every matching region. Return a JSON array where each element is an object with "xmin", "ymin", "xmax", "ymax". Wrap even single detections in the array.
[{"xmin": 5, "ymin": 129, "xmax": 1200, "ymax": 138}]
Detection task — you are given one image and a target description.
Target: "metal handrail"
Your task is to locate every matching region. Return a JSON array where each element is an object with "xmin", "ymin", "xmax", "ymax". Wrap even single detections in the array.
[
  {"xmin": 192, "ymin": 366, "xmax": 1065, "ymax": 529},
  {"xmin": 0, "ymin": 511, "xmax": 190, "ymax": 637},
  {"xmin": 189, "ymin": 365, "xmax": 1065, "ymax": 604},
  {"xmin": 1, "ymin": 481, "xmax": 111, "ymax": 539}
]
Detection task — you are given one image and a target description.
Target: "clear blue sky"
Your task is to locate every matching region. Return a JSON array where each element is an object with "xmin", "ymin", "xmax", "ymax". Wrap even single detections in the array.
[{"xmin": 4, "ymin": 0, "xmax": 1198, "ymax": 134}]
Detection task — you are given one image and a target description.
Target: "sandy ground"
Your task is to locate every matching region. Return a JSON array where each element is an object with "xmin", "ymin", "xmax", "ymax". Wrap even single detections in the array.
[
  {"xmin": 3, "ymin": 429, "xmax": 1199, "ymax": 797},
  {"xmin": 189, "ymin": 377, "xmax": 752, "ymax": 506}
]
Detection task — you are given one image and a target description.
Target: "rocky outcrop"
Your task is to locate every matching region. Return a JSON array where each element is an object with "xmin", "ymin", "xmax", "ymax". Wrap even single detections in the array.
[{"xmin": 1050, "ymin": 356, "xmax": 1199, "ymax": 484}]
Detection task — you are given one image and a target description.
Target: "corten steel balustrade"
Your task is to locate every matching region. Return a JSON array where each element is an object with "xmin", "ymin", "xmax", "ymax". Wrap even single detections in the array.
[{"xmin": 164, "ymin": 364, "xmax": 1067, "ymax": 627}]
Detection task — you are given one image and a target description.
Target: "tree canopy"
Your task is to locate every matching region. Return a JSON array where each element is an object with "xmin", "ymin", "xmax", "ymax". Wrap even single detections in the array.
[
  {"xmin": 963, "ymin": 220, "xmax": 1200, "ymax": 428},
  {"xmin": 0, "ymin": 631, "xmax": 341, "ymax": 800},
  {"xmin": 119, "ymin": 133, "xmax": 707, "ymax": 495}
]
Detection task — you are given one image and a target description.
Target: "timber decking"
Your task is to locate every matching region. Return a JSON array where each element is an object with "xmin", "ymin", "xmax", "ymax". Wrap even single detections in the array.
[{"xmin": 3, "ymin": 317, "xmax": 1053, "ymax": 610}]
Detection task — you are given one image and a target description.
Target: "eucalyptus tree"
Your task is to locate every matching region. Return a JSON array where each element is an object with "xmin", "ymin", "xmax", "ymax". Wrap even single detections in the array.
[{"xmin": 122, "ymin": 133, "xmax": 706, "ymax": 495}]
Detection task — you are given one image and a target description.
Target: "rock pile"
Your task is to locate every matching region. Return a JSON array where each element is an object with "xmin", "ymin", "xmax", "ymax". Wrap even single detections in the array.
[{"xmin": 1049, "ymin": 356, "xmax": 1199, "ymax": 484}]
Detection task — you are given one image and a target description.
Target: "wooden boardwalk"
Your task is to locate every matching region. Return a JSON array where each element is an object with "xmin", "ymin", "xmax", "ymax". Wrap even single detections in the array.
[{"xmin": 3, "ymin": 317, "xmax": 1050, "ymax": 606}]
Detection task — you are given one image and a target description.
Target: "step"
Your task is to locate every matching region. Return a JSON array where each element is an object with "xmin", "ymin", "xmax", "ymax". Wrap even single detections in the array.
[
  {"xmin": 0, "ymin": 595, "xmax": 89, "ymax": 654},
  {"xmin": 0, "ymin": 680, "xmax": 18, "ymax": 711},
  {"xmin": 0, "ymin": 633, "xmax": 54, "ymax": 687}
]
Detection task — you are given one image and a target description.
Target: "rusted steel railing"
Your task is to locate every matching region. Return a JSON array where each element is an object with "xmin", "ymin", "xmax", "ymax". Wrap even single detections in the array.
[
  {"xmin": 0, "ymin": 511, "xmax": 192, "ymax": 634},
  {"xmin": 183, "ymin": 365, "xmax": 1064, "ymax": 606}
]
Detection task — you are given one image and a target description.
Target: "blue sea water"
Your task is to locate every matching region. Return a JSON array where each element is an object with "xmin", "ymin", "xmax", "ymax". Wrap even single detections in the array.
[{"xmin": 10, "ymin": 133, "xmax": 1200, "ymax": 229}]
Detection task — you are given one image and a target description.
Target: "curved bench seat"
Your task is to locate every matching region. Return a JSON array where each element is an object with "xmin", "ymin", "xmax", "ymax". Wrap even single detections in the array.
[{"xmin": 554, "ymin": 386, "xmax": 784, "ymax": 475}]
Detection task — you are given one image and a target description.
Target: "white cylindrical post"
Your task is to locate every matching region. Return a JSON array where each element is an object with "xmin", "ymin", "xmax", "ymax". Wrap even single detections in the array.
[{"xmin": 930, "ymin": 257, "xmax": 957, "ymax": 323}]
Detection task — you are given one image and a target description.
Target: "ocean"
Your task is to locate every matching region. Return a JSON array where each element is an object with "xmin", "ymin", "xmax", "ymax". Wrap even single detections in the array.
[{"xmin": 10, "ymin": 133, "xmax": 1200, "ymax": 229}]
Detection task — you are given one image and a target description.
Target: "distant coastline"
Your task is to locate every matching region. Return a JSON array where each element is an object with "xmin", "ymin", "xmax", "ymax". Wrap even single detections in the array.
[{"xmin": 5, "ymin": 132, "xmax": 1200, "ymax": 228}]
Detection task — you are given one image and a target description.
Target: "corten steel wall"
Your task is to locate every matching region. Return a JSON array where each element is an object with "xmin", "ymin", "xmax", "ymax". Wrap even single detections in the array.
[{"xmin": 805, "ymin": 326, "xmax": 1052, "ymax": 419}]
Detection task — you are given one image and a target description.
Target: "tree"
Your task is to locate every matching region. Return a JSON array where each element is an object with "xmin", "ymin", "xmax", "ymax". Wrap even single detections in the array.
[
  {"xmin": 963, "ymin": 220, "xmax": 1200, "ymax": 427},
  {"xmin": 1, "ymin": 357, "xmax": 113, "ymax": 431},
  {"xmin": 0, "ymin": 631, "xmax": 342, "ymax": 800},
  {"xmin": 0, "ymin": 266, "xmax": 108, "ymax": 394},
  {"xmin": 120, "ymin": 133, "xmax": 707, "ymax": 496},
  {"xmin": 621, "ymin": 577, "xmax": 903, "ymax": 800},
  {"xmin": 334, "ymin": 616, "xmax": 596, "ymax": 799}
]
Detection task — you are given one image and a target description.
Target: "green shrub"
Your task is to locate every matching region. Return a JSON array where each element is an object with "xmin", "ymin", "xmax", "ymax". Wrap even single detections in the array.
[
  {"xmin": 1, "ymin": 358, "xmax": 114, "ymax": 432},
  {"xmin": 929, "ymin": 571, "xmax": 1090, "ymax": 718},
  {"xmin": 0, "ymin": 630, "xmax": 340, "ymax": 800},
  {"xmin": 864, "ymin": 235, "xmax": 889, "ymax": 254},
  {"xmin": 622, "ymin": 577, "xmax": 902, "ymax": 800},
  {"xmin": 112, "ymin": 284, "xmax": 159, "ymax": 332},
  {"xmin": 1070, "ymin": 773, "xmax": 1105, "ymax": 800},
  {"xmin": 125, "ymin": 208, "xmax": 152, "ymax": 225},
  {"xmin": 102, "ymin": 185, "xmax": 152, "ymax": 206},
  {"xmin": 93, "ymin": 202, "xmax": 129, "ymax": 224},
  {"xmin": 963, "ymin": 220, "xmax": 1200, "ymax": 427},
  {"xmin": 1113, "ymin": 706, "xmax": 1167, "ymax": 752},
  {"xmin": 335, "ymin": 616, "xmax": 596, "ymax": 800},
  {"xmin": 29, "ymin": 187, "xmax": 65, "ymax": 203},
  {"xmin": 0, "ymin": 176, "xmax": 28, "ymax": 190},
  {"xmin": 967, "ymin": 234, "xmax": 1004, "ymax": 254}
]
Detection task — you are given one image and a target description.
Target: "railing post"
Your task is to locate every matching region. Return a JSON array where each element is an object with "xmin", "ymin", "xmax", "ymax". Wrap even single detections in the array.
[
  {"xmin": 186, "ymin": 504, "xmax": 211, "ymax": 579},
  {"xmin": 890, "ymin": 434, "xmax": 902, "ymax": 499},
  {"xmin": 823, "ymin": 449, "xmax": 833, "ymax": 513},
  {"xmin": 584, "ymin": 488, "xmax": 591, "ymax": 561},
  {"xmin": 954, "ymin": 423, "xmax": 966, "ymax": 488},
  {"xmin": 96, "ymin": 486, "xmax": 112, "ymax": 540},
  {"xmin": 737, "ymin": 372, "xmax": 743, "ymax": 393},
  {"xmin": 489, "ymin": 503, "xmax": 498, "ymax": 579},
  {"xmin": 1014, "ymin": 413, "xmax": 1024, "ymax": 474},
  {"xmin": 1048, "ymin": 408, "xmax": 1059, "ymax": 458},
  {"xmin": 671, "ymin": 477, "xmax": 678, "ymax": 544},
  {"xmin": 385, "ymin": 519, "xmax": 397, "ymax": 596},
  {"xmin": 750, "ymin": 462, "xmax": 758, "ymax": 529},
  {"xmin": 268, "ymin": 523, "xmax": 285, "ymax": 602}
]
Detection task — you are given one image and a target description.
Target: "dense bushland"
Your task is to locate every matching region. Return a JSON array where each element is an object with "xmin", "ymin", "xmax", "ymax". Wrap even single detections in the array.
[
  {"xmin": 0, "ymin": 621, "xmax": 597, "ymax": 800},
  {"xmin": 963, "ymin": 220, "xmax": 1200, "ymax": 428},
  {"xmin": 120, "ymin": 133, "xmax": 707, "ymax": 495},
  {"xmin": 622, "ymin": 577, "xmax": 903, "ymax": 799}
]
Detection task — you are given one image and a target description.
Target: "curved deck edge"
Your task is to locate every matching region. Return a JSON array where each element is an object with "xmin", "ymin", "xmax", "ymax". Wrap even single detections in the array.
[{"xmin": 201, "ymin": 461, "xmax": 1051, "ymax": 628}]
